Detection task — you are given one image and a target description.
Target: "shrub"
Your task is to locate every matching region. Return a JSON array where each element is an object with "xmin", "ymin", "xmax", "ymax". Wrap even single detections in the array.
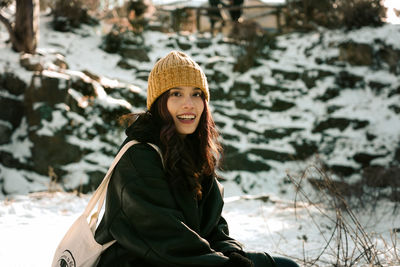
[
  {"xmin": 52, "ymin": 0, "xmax": 98, "ymax": 32},
  {"xmin": 340, "ymin": 0, "xmax": 385, "ymax": 29},
  {"xmin": 284, "ymin": 0, "xmax": 386, "ymax": 31}
]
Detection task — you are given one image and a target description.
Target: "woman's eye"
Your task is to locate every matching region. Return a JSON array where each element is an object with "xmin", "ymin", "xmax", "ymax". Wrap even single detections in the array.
[
  {"xmin": 170, "ymin": 92, "xmax": 181, "ymax": 97},
  {"xmin": 193, "ymin": 92, "xmax": 202, "ymax": 97}
]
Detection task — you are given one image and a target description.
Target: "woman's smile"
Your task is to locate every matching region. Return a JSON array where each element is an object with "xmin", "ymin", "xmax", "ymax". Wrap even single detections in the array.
[{"xmin": 176, "ymin": 113, "xmax": 196, "ymax": 123}]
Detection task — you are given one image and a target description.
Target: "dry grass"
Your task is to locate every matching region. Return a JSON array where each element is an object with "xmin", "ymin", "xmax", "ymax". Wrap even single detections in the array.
[{"xmin": 287, "ymin": 163, "xmax": 400, "ymax": 266}]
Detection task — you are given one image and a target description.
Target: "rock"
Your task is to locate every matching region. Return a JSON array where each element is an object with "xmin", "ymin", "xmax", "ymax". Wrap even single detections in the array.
[
  {"xmin": 28, "ymin": 102, "xmax": 54, "ymax": 127},
  {"xmin": 0, "ymin": 97, "xmax": 24, "ymax": 129},
  {"xmin": 301, "ymin": 69, "xmax": 335, "ymax": 88},
  {"xmin": 352, "ymin": 120, "xmax": 369, "ymax": 130},
  {"xmin": 53, "ymin": 54, "xmax": 69, "ymax": 69},
  {"xmin": 135, "ymin": 71, "xmax": 149, "ymax": 81},
  {"xmin": 268, "ymin": 98, "xmax": 295, "ymax": 112},
  {"xmin": 335, "ymin": 71, "xmax": 364, "ymax": 88},
  {"xmin": 0, "ymin": 72, "xmax": 27, "ymax": 95},
  {"xmin": 250, "ymin": 148, "xmax": 293, "ymax": 162},
  {"xmin": 2, "ymin": 168, "xmax": 31, "ymax": 195},
  {"xmin": 0, "ymin": 122, "xmax": 12, "ymax": 145},
  {"xmin": 272, "ymin": 68, "xmax": 300, "ymax": 81},
  {"xmin": 339, "ymin": 42, "xmax": 373, "ymax": 66},
  {"xmin": 222, "ymin": 145, "xmax": 271, "ymax": 171},
  {"xmin": 229, "ymin": 81, "xmax": 251, "ymax": 99},
  {"xmin": 388, "ymin": 85, "xmax": 400, "ymax": 97},
  {"xmin": 24, "ymin": 71, "xmax": 71, "ymax": 128},
  {"xmin": 96, "ymin": 101, "xmax": 132, "ymax": 124},
  {"xmin": 209, "ymin": 86, "xmax": 228, "ymax": 101},
  {"xmin": 20, "ymin": 53, "xmax": 44, "ymax": 72},
  {"xmin": 353, "ymin": 152, "xmax": 386, "ymax": 168},
  {"xmin": 29, "ymin": 133, "xmax": 82, "ymax": 176},
  {"xmin": 119, "ymin": 46, "xmax": 150, "ymax": 62},
  {"xmin": 395, "ymin": 145, "xmax": 400, "ymax": 163},
  {"xmin": 196, "ymin": 38, "xmax": 212, "ymax": 49},
  {"xmin": 290, "ymin": 139, "xmax": 318, "ymax": 160},
  {"xmin": 221, "ymin": 132, "xmax": 240, "ymax": 141},
  {"xmin": 389, "ymin": 105, "xmax": 400, "ymax": 114},
  {"xmin": 117, "ymin": 59, "xmax": 139, "ymax": 70},
  {"xmin": 233, "ymin": 123, "xmax": 259, "ymax": 135},
  {"xmin": 234, "ymin": 98, "xmax": 267, "ymax": 110},
  {"xmin": 378, "ymin": 46, "xmax": 400, "ymax": 74},
  {"xmin": 100, "ymin": 27, "xmax": 123, "ymax": 53},
  {"xmin": 263, "ymin": 127, "xmax": 302, "ymax": 139},
  {"xmin": 329, "ymin": 164, "xmax": 357, "ymax": 177},
  {"xmin": 52, "ymin": 16, "xmax": 72, "ymax": 32},
  {"xmin": 315, "ymin": 87, "xmax": 340, "ymax": 102},
  {"xmin": 176, "ymin": 40, "xmax": 192, "ymax": 50},
  {"xmin": 121, "ymin": 31, "xmax": 145, "ymax": 46},
  {"xmin": 0, "ymin": 151, "xmax": 27, "ymax": 169},
  {"xmin": 80, "ymin": 170, "xmax": 105, "ymax": 193},
  {"xmin": 257, "ymin": 83, "xmax": 289, "ymax": 95},
  {"xmin": 211, "ymin": 69, "xmax": 229, "ymax": 84},
  {"xmin": 233, "ymin": 55, "xmax": 263, "ymax": 73},
  {"xmin": 68, "ymin": 71, "xmax": 96, "ymax": 97},
  {"xmin": 223, "ymin": 112, "xmax": 256, "ymax": 123},
  {"xmin": 316, "ymin": 56, "xmax": 339, "ymax": 65},
  {"xmin": 26, "ymin": 71, "xmax": 71, "ymax": 106},
  {"xmin": 312, "ymin": 117, "xmax": 369, "ymax": 133},
  {"xmin": 369, "ymin": 81, "xmax": 389, "ymax": 92}
]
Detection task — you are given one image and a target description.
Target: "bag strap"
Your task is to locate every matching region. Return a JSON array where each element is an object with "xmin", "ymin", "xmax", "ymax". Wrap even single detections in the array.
[{"xmin": 84, "ymin": 140, "xmax": 163, "ymax": 233}]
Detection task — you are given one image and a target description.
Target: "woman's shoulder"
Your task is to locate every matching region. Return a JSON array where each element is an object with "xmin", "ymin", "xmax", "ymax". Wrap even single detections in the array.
[
  {"xmin": 124, "ymin": 142, "xmax": 163, "ymax": 170},
  {"xmin": 111, "ymin": 141, "xmax": 165, "ymax": 188}
]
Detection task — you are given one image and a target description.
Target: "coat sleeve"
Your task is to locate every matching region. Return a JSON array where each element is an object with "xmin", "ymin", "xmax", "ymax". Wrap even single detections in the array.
[
  {"xmin": 108, "ymin": 144, "xmax": 229, "ymax": 267},
  {"xmin": 204, "ymin": 180, "xmax": 243, "ymax": 254},
  {"xmin": 207, "ymin": 216, "xmax": 243, "ymax": 254}
]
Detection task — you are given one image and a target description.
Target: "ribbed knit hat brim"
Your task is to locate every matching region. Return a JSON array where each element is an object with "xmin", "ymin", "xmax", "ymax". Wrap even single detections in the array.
[{"xmin": 147, "ymin": 51, "xmax": 209, "ymax": 110}]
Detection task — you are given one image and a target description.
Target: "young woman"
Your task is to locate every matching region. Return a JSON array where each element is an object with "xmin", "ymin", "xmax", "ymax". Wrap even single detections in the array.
[{"xmin": 94, "ymin": 51, "xmax": 299, "ymax": 267}]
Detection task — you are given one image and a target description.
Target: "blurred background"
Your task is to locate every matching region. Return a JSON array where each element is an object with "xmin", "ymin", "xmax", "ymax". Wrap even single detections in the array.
[{"xmin": 0, "ymin": 0, "xmax": 399, "ymax": 265}]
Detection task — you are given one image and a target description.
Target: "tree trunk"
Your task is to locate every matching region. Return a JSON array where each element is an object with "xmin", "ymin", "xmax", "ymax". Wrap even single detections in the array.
[{"xmin": 13, "ymin": 0, "xmax": 39, "ymax": 53}]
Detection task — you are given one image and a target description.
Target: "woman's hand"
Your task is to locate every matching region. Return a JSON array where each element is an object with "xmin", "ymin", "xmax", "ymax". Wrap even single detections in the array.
[{"xmin": 223, "ymin": 252, "xmax": 254, "ymax": 267}]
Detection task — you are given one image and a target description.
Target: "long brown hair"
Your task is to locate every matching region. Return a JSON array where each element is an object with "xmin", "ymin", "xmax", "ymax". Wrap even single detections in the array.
[{"xmin": 151, "ymin": 91, "xmax": 222, "ymax": 199}]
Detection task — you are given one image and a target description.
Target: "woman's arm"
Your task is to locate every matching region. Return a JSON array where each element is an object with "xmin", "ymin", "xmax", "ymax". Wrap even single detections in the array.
[{"xmin": 207, "ymin": 216, "xmax": 243, "ymax": 254}]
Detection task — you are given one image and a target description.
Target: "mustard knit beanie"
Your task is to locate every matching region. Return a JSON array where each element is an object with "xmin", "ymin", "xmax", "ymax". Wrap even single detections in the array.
[{"xmin": 147, "ymin": 51, "xmax": 209, "ymax": 110}]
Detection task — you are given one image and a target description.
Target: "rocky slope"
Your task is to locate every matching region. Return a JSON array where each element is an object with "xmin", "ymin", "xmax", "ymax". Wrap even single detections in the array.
[{"xmin": 0, "ymin": 16, "xmax": 399, "ymax": 198}]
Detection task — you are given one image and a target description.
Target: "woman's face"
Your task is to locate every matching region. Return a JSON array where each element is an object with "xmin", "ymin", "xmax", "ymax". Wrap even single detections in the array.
[{"xmin": 167, "ymin": 86, "xmax": 205, "ymax": 137}]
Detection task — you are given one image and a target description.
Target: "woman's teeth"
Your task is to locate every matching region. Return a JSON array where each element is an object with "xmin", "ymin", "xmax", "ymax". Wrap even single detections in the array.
[{"xmin": 177, "ymin": 115, "xmax": 195, "ymax": 120}]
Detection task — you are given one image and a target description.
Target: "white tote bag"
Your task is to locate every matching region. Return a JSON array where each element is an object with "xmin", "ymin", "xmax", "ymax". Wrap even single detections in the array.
[{"xmin": 51, "ymin": 140, "xmax": 163, "ymax": 267}]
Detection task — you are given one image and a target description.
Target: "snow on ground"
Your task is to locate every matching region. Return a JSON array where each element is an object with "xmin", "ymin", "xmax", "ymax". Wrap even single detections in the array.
[{"xmin": 0, "ymin": 190, "xmax": 398, "ymax": 266}]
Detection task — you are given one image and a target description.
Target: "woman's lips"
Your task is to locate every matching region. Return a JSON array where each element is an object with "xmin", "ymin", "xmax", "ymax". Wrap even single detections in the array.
[{"xmin": 177, "ymin": 113, "xmax": 196, "ymax": 124}]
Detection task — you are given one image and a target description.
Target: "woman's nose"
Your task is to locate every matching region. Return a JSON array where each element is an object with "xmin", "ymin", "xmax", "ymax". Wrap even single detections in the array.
[{"xmin": 183, "ymin": 96, "xmax": 194, "ymax": 109}]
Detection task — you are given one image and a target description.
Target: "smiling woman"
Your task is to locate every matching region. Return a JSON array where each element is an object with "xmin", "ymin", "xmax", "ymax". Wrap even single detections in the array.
[{"xmin": 94, "ymin": 51, "xmax": 299, "ymax": 267}]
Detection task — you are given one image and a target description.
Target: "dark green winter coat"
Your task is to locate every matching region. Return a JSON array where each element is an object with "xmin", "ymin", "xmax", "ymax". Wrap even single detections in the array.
[{"xmin": 94, "ymin": 120, "xmax": 243, "ymax": 266}]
